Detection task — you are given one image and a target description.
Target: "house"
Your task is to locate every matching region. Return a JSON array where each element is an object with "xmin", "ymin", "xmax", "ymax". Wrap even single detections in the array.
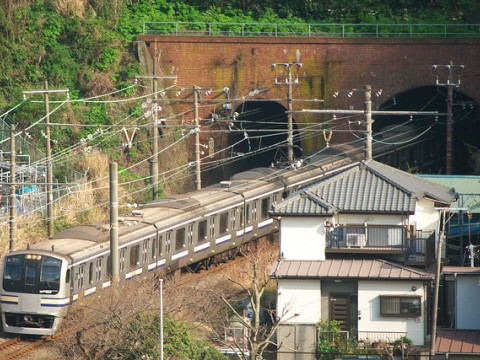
[
  {"xmin": 433, "ymin": 266, "xmax": 480, "ymax": 359},
  {"xmin": 270, "ymin": 159, "xmax": 457, "ymax": 359}
]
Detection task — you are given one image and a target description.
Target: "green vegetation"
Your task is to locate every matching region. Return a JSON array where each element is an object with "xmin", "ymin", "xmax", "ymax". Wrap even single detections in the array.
[{"xmin": 117, "ymin": 314, "xmax": 227, "ymax": 360}]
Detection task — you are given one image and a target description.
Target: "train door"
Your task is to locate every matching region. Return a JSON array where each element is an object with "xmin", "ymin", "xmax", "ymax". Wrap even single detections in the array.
[
  {"xmin": 119, "ymin": 248, "xmax": 126, "ymax": 276},
  {"xmin": 96, "ymin": 257, "xmax": 103, "ymax": 283},
  {"xmin": 74, "ymin": 264, "xmax": 85, "ymax": 297},
  {"xmin": 187, "ymin": 222, "xmax": 194, "ymax": 246},
  {"xmin": 142, "ymin": 240, "xmax": 148, "ymax": 268}
]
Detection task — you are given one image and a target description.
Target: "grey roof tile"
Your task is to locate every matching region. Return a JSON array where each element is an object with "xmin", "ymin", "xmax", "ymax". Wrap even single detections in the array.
[{"xmin": 271, "ymin": 160, "xmax": 457, "ymax": 216}]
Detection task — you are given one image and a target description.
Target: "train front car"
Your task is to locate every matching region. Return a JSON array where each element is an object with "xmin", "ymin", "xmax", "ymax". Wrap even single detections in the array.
[{"xmin": 1, "ymin": 251, "xmax": 70, "ymax": 335}]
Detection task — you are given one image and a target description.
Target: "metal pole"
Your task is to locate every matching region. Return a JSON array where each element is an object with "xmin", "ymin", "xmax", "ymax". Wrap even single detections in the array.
[
  {"xmin": 44, "ymin": 81, "xmax": 54, "ymax": 237},
  {"xmin": 364, "ymin": 85, "xmax": 372, "ymax": 161},
  {"xmin": 159, "ymin": 278, "xmax": 164, "ymax": 360},
  {"xmin": 9, "ymin": 124, "xmax": 16, "ymax": 252},
  {"xmin": 287, "ymin": 65, "xmax": 294, "ymax": 162},
  {"xmin": 446, "ymin": 64, "xmax": 453, "ymax": 174},
  {"xmin": 193, "ymin": 86, "xmax": 201, "ymax": 190},
  {"xmin": 110, "ymin": 161, "xmax": 119, "ymax": 283},
  {"xmin": 151, "ymin": 60, "xmax": 159, "ymax": 200}
]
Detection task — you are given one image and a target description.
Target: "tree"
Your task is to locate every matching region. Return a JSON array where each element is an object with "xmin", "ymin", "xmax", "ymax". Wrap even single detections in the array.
[{"xmin": 208, "ymin": 239, "xmax": 284, "ymax": 360}]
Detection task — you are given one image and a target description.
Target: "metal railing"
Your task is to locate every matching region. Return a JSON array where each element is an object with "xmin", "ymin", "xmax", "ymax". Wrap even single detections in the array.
[
  {"xmin": 326, "ymin": 225, "xmax": 406, "ymax": 250},
  {"xmin": 143, "ymin": 22, "xmax": 480, "ymax": 38}
]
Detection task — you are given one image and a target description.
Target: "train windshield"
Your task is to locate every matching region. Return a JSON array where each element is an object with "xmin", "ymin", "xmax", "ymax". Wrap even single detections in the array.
[{"xmin": 3, "ymin": 254, "xmax": 62, "ymax": 294}]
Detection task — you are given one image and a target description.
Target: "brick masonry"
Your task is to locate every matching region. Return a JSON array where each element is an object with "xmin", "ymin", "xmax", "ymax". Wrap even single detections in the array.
[{"xmin": 136, "ymin": 35, "xmax": 480, "ymax": 158}]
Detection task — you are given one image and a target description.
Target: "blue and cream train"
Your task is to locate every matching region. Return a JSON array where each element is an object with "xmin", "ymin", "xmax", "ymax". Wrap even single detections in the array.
[{"xmin": 0, "ymin": 150, "xmax": 356, "ymax": 336}]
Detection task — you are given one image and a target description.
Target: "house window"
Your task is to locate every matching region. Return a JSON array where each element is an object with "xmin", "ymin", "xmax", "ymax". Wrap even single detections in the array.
[{"xmin": 380, "ymin": 296, "xmax": 421, "ymax": 317}]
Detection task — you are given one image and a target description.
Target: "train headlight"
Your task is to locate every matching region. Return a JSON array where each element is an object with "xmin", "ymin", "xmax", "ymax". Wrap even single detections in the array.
[{"xmin": 26, "ymin": 255, "xmax": 42, "ymax": 260}]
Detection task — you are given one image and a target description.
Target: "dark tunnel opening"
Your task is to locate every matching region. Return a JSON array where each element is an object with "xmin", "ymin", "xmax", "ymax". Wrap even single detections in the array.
[
  {"xmin": 374, "ymin": 86, "xmax": 480, "ymax": 174},
  {"xmin": 224, "ymin": 100, "xmax": 302, "ymax": 176}
]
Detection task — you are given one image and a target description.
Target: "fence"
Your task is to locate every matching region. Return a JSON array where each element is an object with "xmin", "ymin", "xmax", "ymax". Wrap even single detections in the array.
[{"xmin": 143, "ymin": 22, "xmax": 480, "ymax": 38}]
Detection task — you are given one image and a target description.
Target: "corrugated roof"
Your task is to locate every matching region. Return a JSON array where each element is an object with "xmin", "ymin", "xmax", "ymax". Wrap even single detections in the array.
[
  {"xmin": 435, "ymin": 329, "xmax": 480, "ymax": 354},
  {"xmin": 272, "ymin": 258, "xmax": 433, "ymax": 280},
  {"xmin": 442, "ymin": 266, "xmax": 480, "ymax": 275},
  {"xmin": 271, "ymin": 160, "xmax": 456, "ymax": 216},
  {"xmin": 417, "ymin": 174, "xmax": 480, "ymax": 213}
]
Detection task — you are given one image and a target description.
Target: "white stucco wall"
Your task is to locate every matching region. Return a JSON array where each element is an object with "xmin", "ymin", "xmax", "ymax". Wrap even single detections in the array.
[
  {"xmin": 456, "ymin": 275, "xmax": 480, "ymax": 329},
  {"xmin": 336, "ymin": 214, "xmax": 404, "ymax": 226},
  {"xmin": 277, "ymin": 279, "xmax": 321, "ymax": 324},
  {"xmin": 358, "ymin": 281, "xmax": 427, "ymax": 345},
  {"xmin": 280, "ymin": 217, "xmax": 325, "ymax": 260},
  {"xmin": 411, "ymin": 197, "xmax": 440, "ymax": 231}
]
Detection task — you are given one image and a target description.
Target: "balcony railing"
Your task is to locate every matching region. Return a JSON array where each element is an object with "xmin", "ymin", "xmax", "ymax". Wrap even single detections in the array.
[{"xmin": 325, "ymin": 225, "xmax": 434, "ymax": 263}]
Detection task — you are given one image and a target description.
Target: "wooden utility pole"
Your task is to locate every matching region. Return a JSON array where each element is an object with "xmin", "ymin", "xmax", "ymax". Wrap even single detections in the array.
[
  {"xmin": 23, "ymin": 82, "xmax": 69, "ymax": 238},
  {"xmin": 110, "ymin": 161, "xmax": 119, "ymax": 283},
  {"xmin": 9, "ymin": 124, "xmax": 16, "ymax": 252}
]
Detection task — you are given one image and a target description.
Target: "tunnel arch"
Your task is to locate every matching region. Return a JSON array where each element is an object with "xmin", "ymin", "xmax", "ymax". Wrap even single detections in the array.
[
  {"xmin": 373, "ymin": 86, "xmax": 480, "ymax": 174},
  {"xmin": 223, "ymin": 100, "xmax": 303, "ymax": 177}
]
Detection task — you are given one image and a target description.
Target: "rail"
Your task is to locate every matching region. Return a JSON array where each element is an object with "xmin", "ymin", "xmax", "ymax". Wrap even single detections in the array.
[{"xmin": 143, "ymin": 22, "xmax": 480, "ymax": 38}]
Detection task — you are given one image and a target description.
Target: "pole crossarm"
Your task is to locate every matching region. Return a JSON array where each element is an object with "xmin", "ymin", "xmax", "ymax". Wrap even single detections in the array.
[{"xmin": 294, "ymin": 109, "xmax": 442, "ymax": 116}]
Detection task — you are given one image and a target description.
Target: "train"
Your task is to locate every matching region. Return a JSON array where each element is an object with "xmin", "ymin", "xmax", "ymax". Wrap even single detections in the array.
[
  {"xmin": 0, "ymin": 120, "xmax": 444, "ymax": 336},
  {"xmin": 0, "ymin": 147, "xmax": 359, "ymax": 336}
]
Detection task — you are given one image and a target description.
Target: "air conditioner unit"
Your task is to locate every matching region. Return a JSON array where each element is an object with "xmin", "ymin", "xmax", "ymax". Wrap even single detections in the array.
[{"xmin": 347, "ymin": 233, "xmax": 366, "ymax": 247}]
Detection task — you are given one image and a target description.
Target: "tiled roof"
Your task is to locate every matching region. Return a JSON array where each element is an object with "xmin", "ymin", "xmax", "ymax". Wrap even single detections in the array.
[
  {"xmin": 272, "ymin": 258, "xmax": 433, "ymax": 280},
  {"xmin": 271, "ymin": 160, "xmax": 457, "ymax": 216},
  {"xmin": 435, "ymin": 329, "xmax": 480, "ymax": 354}
]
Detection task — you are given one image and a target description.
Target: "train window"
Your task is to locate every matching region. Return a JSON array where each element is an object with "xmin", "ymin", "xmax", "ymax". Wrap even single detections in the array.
[
  {"xmin": 261, "ymin": 198, "xmax": 270, "ymax": 219},
  {"xmin": 175, "ymin": 228, "xmax": 185, "ymax": 250},
  {"xmin": 246, "ymin": 205, "xmax": 251, "ymax": 224},
  {"xmin": 159, "ymin": 235, "xmax": 164, "ymax": 256},
  {"xmin": 89, "ymin": 262, "xmax": 94, "ymax": 284},
  {"xmin": 40, "ymin": 257, "xmax": 62, "ymax": 292},
  {"xmin": 220, "ymin": 212, "xmax": 228, "ymax": 235},
  {"xmin": 239, "ymin": 207, "xmax": 244, "ymax": 227},
  {"xmin": 130, "ymin": 245, "xmax": 140, "ymax": 268},
  {"xmin": 198, "ymin": 219, "xmax": 208, "ymax": 241},
  {"xmin": 25, "ymin": 264, "xmax": 36, "ymax": 286},
  {"xmin": 66, "ymin": 269, "xmax": 70, "ymax": 283},
  {"xmin": 252, "ymin": 202, "xmax": 257, "ymax": 221},
  {"xmin": 151, "ymin": 237, "xmax": 157, "ymax": 260}
]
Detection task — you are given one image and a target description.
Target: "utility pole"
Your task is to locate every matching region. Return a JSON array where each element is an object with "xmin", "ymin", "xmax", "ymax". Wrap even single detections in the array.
[
  {"xmin": 110, "ymin": 161, "xmax": 119, "ymax": 283},
  {"xmin": 136, "ymin": 72, "xmax": 176, "ymax": 200},
  {"xmin": 295, "ymin": 85, "xmax": 439, "ymax": 160},
  {"xmin": 193, "ymin": 86, "xmax": 201, "ymax": 190},
  {"xmin": 23, "ymin": 82, "xmax": 69, "ymax": 238},
  {"xmin": 433, "ymin": 62, "xmax": 464, "ymax": 174},
  {"xmin": 430, "ymin": 207, "xmax": 468, "ymax": 355},
  {"xmin": 272, "ymin": 53, "xmax": 302, "ymax": 162},
  {"xmin": 9, "ymin": 124, "xmax": 16, "ymax": 252}
]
